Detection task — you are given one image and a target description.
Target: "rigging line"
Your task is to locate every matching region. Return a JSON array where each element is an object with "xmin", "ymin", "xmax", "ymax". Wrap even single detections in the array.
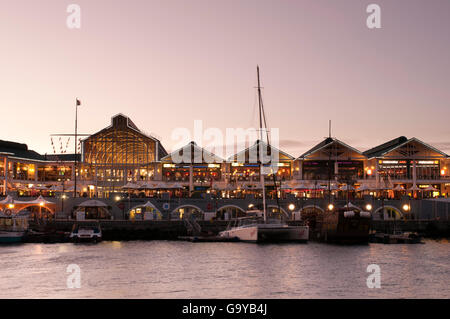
[
  {"xmin": 257, "ymin": 67, "xmax": 284, "ymax": 219},
  {"xmin": 250, "ymin": 85, "xmax": 258, "ymax": 129}
]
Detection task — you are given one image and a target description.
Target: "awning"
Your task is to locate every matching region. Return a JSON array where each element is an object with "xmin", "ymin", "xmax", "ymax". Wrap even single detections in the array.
[
  {"xmin": 408, "ymin": 185, "xmax": 421, "ymax": 191},
  {"xmin": 122, "ymin": 182, "xmax": 139, "ymax": 190},
  {"xmin": 26, "ymin": 195, "xmax": 55, "ymax": 206},
  {"xmin": 77, "ymin": 200, "xmax": 108, "ymax": 207},
  {"xmin": 0, "ymin": 195, "xmax": 30, "ymax": 205}
]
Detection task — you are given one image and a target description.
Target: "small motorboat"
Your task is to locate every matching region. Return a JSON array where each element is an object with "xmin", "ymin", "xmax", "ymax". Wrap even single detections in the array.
[
  {"xmin": 369, "ymin": 231, "xmax": 423, "ymax": 244},
  {"xmin": 70, "ymin": 223, "xmax": 102, "ymax": 243}
]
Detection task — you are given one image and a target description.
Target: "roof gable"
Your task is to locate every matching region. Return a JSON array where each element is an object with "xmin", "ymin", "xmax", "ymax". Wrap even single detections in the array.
[
  {"xmin": 161, "ymin": 141, "xmax": 223, "ymax": 163},
  {"xmin": 298, "ymin": 138, "xmax": 364, "ymax": 160},
  {"xmin": 82, "ymin": 114, "xmax": 168, "ymax": 161},
  {"xmin": 228, "ymin": 140, "xmax": 294, "ymax": 163},
  {"xmin": 364, "ymin": 137, "xmax": 447, "ymax": 159},
  {"xmin": 363, "ymin": 136, "xmax": 408, "ymax": 158},
  {"xmin": 379, "ymin": 138, "xmax": 448, "ymax": 159}
]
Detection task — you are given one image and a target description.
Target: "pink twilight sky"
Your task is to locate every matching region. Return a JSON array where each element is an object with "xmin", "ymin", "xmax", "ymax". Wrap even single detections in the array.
[{"xmin": 1, "ymin": 0, "xmax": 449, "ymax": 157}]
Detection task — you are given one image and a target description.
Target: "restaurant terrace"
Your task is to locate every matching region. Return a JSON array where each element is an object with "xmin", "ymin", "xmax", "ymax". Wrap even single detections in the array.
[{"xmin": 0, "ymin": 114, "xmax": 449, "ymax": 200}]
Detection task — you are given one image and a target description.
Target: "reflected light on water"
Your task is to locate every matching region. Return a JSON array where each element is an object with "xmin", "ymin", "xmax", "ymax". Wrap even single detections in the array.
[
  {"xmin": 0, "ymin": 240, "xmax": 449, "ymax": 299},
  {"xmin": 33, "ymin": 244, "xmax": 43, "ymax": 255},
  {"xmin": 111, "ymin": 241, "xmax": 122, "ymax": 249}
]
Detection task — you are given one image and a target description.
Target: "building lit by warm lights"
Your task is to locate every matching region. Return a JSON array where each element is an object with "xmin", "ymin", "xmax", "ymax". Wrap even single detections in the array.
[{"xmin": 1, "ymin": 114, "xmax": 449, "ymax": 198}]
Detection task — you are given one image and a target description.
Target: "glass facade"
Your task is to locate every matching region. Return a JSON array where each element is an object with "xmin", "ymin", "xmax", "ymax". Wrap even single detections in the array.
[
  {"xmin": 379, "ymin": 160, "xmax": 441, "ymax": 180},
  {"xmin": 37, "ymin": 165, "xmax": 72, "ymax": 182},
  {"xmin": 303, "ymin": 160, "xmax": 364, "ymax": 181},
  {"xmin": 81, "ymin": 115, "xmax": 160, "ymax": 193},
  {"xmin": 163, "ymin": 164, "xmax": 190, "ymax": 182}
]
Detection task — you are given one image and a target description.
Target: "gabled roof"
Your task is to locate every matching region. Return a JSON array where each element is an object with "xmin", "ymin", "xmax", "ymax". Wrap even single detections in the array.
[
  {"xmin": 363, "ymin": 136, "xmax": 448, "ymax": 158},
  {"xmin": 161, "ymin": 141, "xmax": 223, "ymax": 163},
  {"xmin": 298, "ymin": 137, "xmax": 363, "ymax": 159},
  {"xmin": 228, "ymin": 140, "xmax": 294, "ymax": 163},
  {"xmin": 363, "ymin": 136, "xmax": 408, "ymax": 158},
  {"xmin": 83, "ymin": 114, "xmax": 168, "ymax": 160}
]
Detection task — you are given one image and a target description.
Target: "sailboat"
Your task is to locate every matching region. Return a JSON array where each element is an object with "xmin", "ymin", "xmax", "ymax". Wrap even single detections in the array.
[{"xmin": 219, "ymin": 66, "xmax": 309, "ymax": 243}]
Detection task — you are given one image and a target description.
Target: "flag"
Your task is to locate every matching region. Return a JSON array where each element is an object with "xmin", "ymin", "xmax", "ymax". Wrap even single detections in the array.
[{"xmin": 76, "ymin": 98, "xmax": 81, "ymax": 106}]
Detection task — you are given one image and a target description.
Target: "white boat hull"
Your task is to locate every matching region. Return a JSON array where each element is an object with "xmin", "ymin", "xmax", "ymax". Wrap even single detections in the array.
[
  {"xmin": 220, "ymin": 226, "xmax": 259, "ymax": 242},
  {"xmin": 220, "ymin": 224, "xmax": 309, "ymax": 243}
]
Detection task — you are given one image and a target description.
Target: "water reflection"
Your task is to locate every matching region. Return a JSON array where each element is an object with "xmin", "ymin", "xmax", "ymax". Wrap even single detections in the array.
[{"xmin": 0, "ymin": 240, "xmax": 448, "ymax": 299}]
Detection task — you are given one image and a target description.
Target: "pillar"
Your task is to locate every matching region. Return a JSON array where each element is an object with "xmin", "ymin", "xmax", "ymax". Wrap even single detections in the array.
[
  {"xmin": 189, "ymin": 165, "xmax": 194, "ymax": 193},
  {"xmin": 3, "ymin": 157, "xmax": 7, "ymax": 195},
  {"xmin": 375, "ymin": 160, "xmax": 380, "ymax": 189},
  {"xmin": 298, "ymin": 160, "xmax": 303, "ymax": 180}
]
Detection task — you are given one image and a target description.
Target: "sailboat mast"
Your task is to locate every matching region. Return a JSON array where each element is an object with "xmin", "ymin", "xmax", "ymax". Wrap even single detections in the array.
[
  {"xmin": 257, "ymin": 66, "xmax": 267, "ymax": 223},
  {"xmin": 257, "ymin": 66, "xmax": 264, "ymax": 142}
]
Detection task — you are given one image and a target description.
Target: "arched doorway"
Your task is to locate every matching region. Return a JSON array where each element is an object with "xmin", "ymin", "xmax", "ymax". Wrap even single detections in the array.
[
  {"xmin": 19, "ymin": 204, "xmax": 55, "ymax": 220},
  {"xmin": 300, "ymin": 205, "xmax": 324, "ymax": 229},
  {"xmin": 374, "ymin": 206, "xmax": 403, "ymax": 220},
  {"xmin": 217, "ymin": 205, "xmax": 246, "ymax": 220},
  {"xmin": 128, "ymin": 202, "xmax": 162, "ymax": 221},
  {"xmin": 172, "ymin": 205, "xmax": 204, "ymax": 220},
  {"xmin": 266, "ymin": 205, "xmax": 289, "ymax": 220}
]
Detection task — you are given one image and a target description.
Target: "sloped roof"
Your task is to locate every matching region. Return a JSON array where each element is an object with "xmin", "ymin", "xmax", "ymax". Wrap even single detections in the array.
[
  {"xmin": 363, "ymin": 136, "xmax": 448, "ymax": 158},
  {"xmin": 161, "ymin": 141, "xmax": 223, "ymax": 163},
  {"xmin": 0, "ymin": 140, "xmax": 45, "ymax": 161},
  {"xmin": 83, "ymin": 114, "xmax": 168, "ymax": 160},
  {"xmin": 228, "ymin": 140, "xmax": 294, "ymax": 163},
  {"xmin": 363, "ymin": 136, "xmax": 408, "ymax": 158},
  {"xmin": 298, "ymin": 137, "xmax": 363, "ymax": 159},
  {"xmin": 0, "ymin": 140, "xmax": 83, "ymax": 163}
]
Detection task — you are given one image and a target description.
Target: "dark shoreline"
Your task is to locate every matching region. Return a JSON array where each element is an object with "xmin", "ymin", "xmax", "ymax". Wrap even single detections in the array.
[{"xmin": 20, "ymin": 219, "xmax": 450, "ymax": 243}]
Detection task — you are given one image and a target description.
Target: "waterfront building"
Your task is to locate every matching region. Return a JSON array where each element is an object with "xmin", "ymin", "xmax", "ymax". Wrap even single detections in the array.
[
  {"xmin": 160, "ymin": 141, "xmax": 224, "ymax": 192},
  {"xmin": 0, "ymin": 140, "xmax": 76, "ymax": 196},
  {"xmin": 227, "ymin": 140, "xmax": 295, "ymax": 187},
  {"xmin": 363, "ymin": 136, "xmax": 449, "ymax": 197},
  {"xmin": 79, "ymin": 114, "xmax": 167, "ymax": 197},
  {"xmin": 1, "ymin": 115, "xmax": 449, "ymax": 201},
  {"xmin": 294, "ymin": 137, "xmax": 366, "ymax": 186}
]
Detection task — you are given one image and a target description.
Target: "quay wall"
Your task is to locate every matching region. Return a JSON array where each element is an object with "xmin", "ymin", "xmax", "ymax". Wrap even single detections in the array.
[
  {"xmin": 48, "ymin": 194, "xmax": 450, "ymax": 221},
  {"xmin": 29, "ymin": 219, "xmax": 449, "ymax": 241}
]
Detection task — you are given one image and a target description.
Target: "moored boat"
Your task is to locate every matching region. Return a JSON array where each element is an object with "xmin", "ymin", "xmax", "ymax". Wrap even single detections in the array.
[
  {"xmin": 313, "ymin": 206, "xmax": 371, "ymax": 244},
  {"xmin": 0, "ymin": 215, "xmax": 29, "ymax": 243},
  {"xmin": 70, "ymin": 223, "xmax": 102, "ymax": 243},
  {"xmin": 220, "ymin": 216, "xmax": 309, "ymax": 243},
  {"xmin": 218, "ymin": 66, "xmax": 309, "ymax": 243},
  {"xmin": 369, "ymin": 231, "xmax": 423, "ymax": 244}
]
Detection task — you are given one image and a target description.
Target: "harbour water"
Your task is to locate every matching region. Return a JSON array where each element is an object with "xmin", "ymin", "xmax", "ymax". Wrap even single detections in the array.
[{"xmin": 0, "ymin": 240, "xmax": 449, "ymax": 299}]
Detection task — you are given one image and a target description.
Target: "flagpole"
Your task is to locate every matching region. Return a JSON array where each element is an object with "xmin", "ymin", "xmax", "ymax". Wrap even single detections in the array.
[{"xmin": 74, "ymin": 98, "xmax": 78, "ymax": 198}]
